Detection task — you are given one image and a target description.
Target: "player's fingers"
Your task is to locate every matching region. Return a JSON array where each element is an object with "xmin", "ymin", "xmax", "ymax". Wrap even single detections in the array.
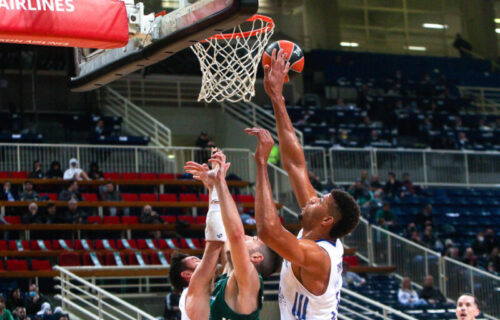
[
  {"xmin": 225, "ymin": 162, "xmax": 231, "ymax": 170},
  {"xmin": 271, "ymin": 48, "xmax": 278, "ymax": 62},
  {"xmin": 185, "ymin": 161, "xmax": 202, "ymax": 167},
  {"xmin": 284, "ymin": 61, "xmax": 290, "ymax": 74}
]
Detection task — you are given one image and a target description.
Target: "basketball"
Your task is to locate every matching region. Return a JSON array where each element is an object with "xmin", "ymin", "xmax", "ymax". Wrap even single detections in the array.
[{"xmin": 262, "ymin": 40, "xmax": 305, "ymax": 82}]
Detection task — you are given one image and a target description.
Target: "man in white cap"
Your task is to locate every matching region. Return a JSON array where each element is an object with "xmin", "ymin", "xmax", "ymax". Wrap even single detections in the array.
[
  {"xmin": 456, "ymin": 294, "xmax": 480, "ymax": 320},
  {"xmin": 63, "ymin": 158, "xmax": 89, "ymax": 180}
]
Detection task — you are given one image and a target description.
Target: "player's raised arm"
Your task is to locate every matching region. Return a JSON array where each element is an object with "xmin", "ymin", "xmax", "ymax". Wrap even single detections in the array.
[
  {"xmin": 209, "ymin": 152, "xmax": 261, "ymax": 295},
  {"xmin": 263, "ymin": 48, "xmax": 316, "ymax": 208},
  {"xmin": 247, "ymin": 128, "xmax": 329, "ymax": 272}
]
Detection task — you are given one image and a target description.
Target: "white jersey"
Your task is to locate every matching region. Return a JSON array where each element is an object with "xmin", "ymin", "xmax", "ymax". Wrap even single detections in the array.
[
  {"xmin": 278, "ymin": 230, "xmax": 344, "ymax": 320},
  {"xmin": 179, "ymin": 288, "xmax": 191, "ymax": 320}
]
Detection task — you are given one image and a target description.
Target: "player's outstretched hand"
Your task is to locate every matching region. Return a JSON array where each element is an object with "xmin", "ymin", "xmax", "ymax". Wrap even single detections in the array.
[
  {"xmin": 263, "ymin": 48, "xmax": 290, "ymax": 100},
  {"xmin": 184, "ymin": 148, "xmax": 221, "ymax": 189},
  {"xmin": 208, "ymin": 150, "xmax": 231, "ymax": 185},
  {"xmin": 245, "ymin": 128, "xmax": 274, "ymax": 165}
]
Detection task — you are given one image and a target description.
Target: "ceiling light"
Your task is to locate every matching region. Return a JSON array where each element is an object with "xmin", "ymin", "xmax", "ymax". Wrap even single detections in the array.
[
  {"xmin": 423, "ymin": 23, "xmax": 448, "ymax": 29},
  {"xmin": 496, "ymin": 28, "xmax": 500, "ymax": 34},
  {"xmin": 407, "ymin": 46, "xmax": 427, "ymax": 51},
  {"xmin": 340, "ymin": 42, "xmax": 359, "ymax": 47},
  {"xmin": 495, "ymin": 18, "xmax": 500, "ymax": 23}
]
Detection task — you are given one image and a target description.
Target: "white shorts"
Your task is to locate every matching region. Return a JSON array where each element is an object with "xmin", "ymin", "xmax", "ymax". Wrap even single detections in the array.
[{"xmin": 205, "ymin": 204, "xmax": 227, "ymax": 242}]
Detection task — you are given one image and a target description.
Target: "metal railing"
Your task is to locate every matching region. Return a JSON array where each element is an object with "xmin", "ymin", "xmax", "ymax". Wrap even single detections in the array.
[
  {"xmin": 54, "ymin": 266, "xmax": 157, "ymax": 320},
  {"xmin": 458, "ymin": 86, "xmax": 500, "ymax": 115},
  {"xmin": 304, "ymin": 146, "xmax": 329, "ymax": 183},
  {"xmin": 329, "ymin": 148, "xmax": 500, "ymax": 187},
  {"xmin": 102, "ymin": 87, "xmax": 172, "ymax": 147}
]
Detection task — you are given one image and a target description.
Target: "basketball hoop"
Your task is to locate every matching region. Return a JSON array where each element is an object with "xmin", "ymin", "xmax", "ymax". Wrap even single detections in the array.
[{"xmin": 191, "ymin": 15, "xmax": 275, "ymax": 103}]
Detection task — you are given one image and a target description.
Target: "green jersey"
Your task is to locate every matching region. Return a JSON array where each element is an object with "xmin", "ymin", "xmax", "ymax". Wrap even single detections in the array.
[{"xmin": 209, "ymin": 273, "xmax": 264, "ymax": 320}]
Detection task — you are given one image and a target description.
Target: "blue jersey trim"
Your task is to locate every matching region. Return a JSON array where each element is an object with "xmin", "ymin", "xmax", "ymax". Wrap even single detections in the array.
[{"xmin": 315, "ymin": 239, "xmax": 337, "ymax": 247}]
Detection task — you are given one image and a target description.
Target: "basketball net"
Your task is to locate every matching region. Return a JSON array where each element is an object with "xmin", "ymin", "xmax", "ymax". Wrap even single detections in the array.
[{"xmin": 190, "ymin": 15, "xmax": 274, "ymax": 103}]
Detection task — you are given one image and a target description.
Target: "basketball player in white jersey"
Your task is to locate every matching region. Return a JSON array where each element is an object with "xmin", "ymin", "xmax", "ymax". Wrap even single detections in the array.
[
  {"xmin": 245, "ymin": 48, "xmax": 361, "ymax": 319},
  {"xmin": 456, "ymin": 294, "xmax": 480, "ymax": 320}
]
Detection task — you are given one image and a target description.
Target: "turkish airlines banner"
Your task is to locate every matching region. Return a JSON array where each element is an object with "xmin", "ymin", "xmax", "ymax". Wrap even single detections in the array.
[{"xmin": 0, "ymin": 0, "xmax": 129, "ymax": 48}]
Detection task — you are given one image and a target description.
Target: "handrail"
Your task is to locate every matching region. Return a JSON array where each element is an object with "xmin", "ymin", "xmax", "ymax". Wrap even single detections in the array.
[
  {"xmin": 443, "ymin": 256, "xmax": 500, "ymax": 281},
  {"xmin": 54, "ymin": 265, "xmax": 157, "ymax": 320},
  {"xmin": 341, "ymin": 287, "xmax": 418, "ymax": 320},
  {"xmin": 371, "ymin": 225, "xmax": 442, "ymax": 256}
]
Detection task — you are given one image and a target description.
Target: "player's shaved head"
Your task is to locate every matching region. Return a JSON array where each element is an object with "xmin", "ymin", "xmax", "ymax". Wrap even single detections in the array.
[{"xmin": 250, "ymin": 242, "xmax": 281, "ymax": 279}]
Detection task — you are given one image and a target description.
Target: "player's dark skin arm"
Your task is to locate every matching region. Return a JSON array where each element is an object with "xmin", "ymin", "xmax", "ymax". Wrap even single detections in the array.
[{"xmin": 263, "ymin": 48, "xmax": 317, "ymax": 209}]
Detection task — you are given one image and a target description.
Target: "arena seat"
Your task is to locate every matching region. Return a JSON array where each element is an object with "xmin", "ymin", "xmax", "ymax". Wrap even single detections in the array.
[
  {"xmin": 59, "ymin": 252, "xmax": 81, "ymax": 267},
  {"xmin": 137, "ymin": 239, "xmax": 157, "ymax": 250},
  {"xmin": 343, "ymin": 255, "xmax": 359, "ymax": 267},
  {"xmin": 83, "ymin": 252, "xmax": 104, "ymax": 266},
  {"xmin": 121, "ymin": 216, "xmax": 139, "ymax": 224},
  {"xmin": 4, "ymin": 216, "xmax": 21, "ymax": 224},
  {"xmin": 8, "ymin": 240, "xmax": 29, "ymax": 250},
  {"xmin": 87, "ymin": 216, "xmax": 102, "ymax": 224},
  {"xmin": 150, "ymin": 251, "xmax": 171, "ymax": 265},
  {"xmin": 157, "ymin": 173, "xmax": 176, "ymax": 180},
  {"xmin": 105, "ymin": 252, "xmax": 126, "ymax": 266},
  {"xmin": 30, "ymin": 240, "xmax": 52, "ymax": 251},
  {"xmin": 116, "ymin": 239, "xmax": 137, "ymax": 250},
  {"xmin": 195, "ymin": 216, "xmax": 206, "ymax": 224},
  {"xmin": 31, "ymin": 260, "xmax": 52, "ymax": 270},
  {"xmin": 139, "ymin": 173, "xmax": 157, "ymax": 180},
  {"xmin": 122, "ymin": 173, "xmax": 140, "ymax": 180},
  {"xmin": 140, "ymin": 193, "xmax": 158, "ymax": 202},
  {"xmin": 180, "ymin": 238, "xmax": 201, "ymax": 249},
  {"xmin": 0, "ymin": 260, "xmax": 3, "ymax": 271},
  {"xmin": 0, "ymin": 172, "xmax": 9, "ymax": 178},
  {"xmin": 74, "ymin": 240, "xmax": 94, "ymax": 250},
  {"xmin": 82, "ymin": 193, "xmax": 99, "ymax": 202},
  {"xmin": 11, "ymin": 171, "xmax": 27, "ymax": 179},
  {"xmin": 39, "ymin": 193, "xmax": 58, "ymax": 201},
  {"xmin": 102, "ymin": 216, "xmax": 120, "ymax": 224},
  {"xmin": 159, "ymin": 193, "xmax": 178, "ymax": 202},
  {"xmin": 161, "ymin": 216, "xmax": 176, "ymax": 223},
  {"xmin": 103, "ymin": 172, "xmax": 121, "ymax": 180},
  {"xmin": 199, "ymin": 194, "xmax": 209, "ymax": 202},
  {"xmin": 122, "ymin": 193, "xmax": 139, "ymax": 201},
  {"xmin": 157, "ymin": 239, "xmax": 179, "ymax": 249},
  {"xmin": 128, "ymin": 252, "xmax": 150, "ymax": 265},
  {"xmin": 0, "ymin": 240, "xmax": 7, "ymax": 251},
  {"xmin": 6, "ymin": 259, "xmax": 28, "ymax": 271},
  {"xmin": 52, "ymin": 240, "xmax": 73, "ymax": 250},
  {"xmin": 237, "ymin": 195, "xmax": 255, "ymax": 203},
  {"xmin": 95, "ymin": 239, "xmax": 117, "ymax": 250},
  {"xmin": 179, "ymin": 194, "xmax": 197, "ymax": 202},
  {"xmin": 177, "ymin": 216, "xmax": 195, "ymax": 224}
]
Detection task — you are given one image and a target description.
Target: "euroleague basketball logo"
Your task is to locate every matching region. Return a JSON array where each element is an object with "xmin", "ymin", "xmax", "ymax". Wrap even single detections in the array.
[{"xmin": 0, "ymin": 0, "xmax": 75, "ymax": 12}]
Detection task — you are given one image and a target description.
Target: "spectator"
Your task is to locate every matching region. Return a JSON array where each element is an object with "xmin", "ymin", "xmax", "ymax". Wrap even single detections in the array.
[
  {"xmin": 453, "ymin": 33, "xmax": 472, "ymax": 58},
  {"xmin": 410, "ymin": 230, "xmax": 424, "ymax": 246},
  {"xmin": 63, "ymin": 158, "xmax": 89, "ymax": 181},
  {"xmin": 6, "ymin": 289, "xmax": 24, "ymax": 315},
  {"xmin": 405, "ymin": 223, "xmax": 417, "ymax": 238},
  {"xmin": 164, "ymin": 289, "xmax": 181, "ymax": 320},
  {"xmin": 35, "ymin": 302, "xmax": 52, "ymax": 318},
  {"xmin": 28, "ymin": 161, "xmax": 44, "ymax": 179},
  {"xmin": 384, "ymin": 172, "xmax": 401, "ymax": 197},
  {"xmin": 419, "ymin": 275, "xmax": 445, "ymax": 304},
  {"xmin": 195, "ymin": 131, "xmax": 215, "ymax": 163},
  {"xmin": 444, "ymin": 239, "xmax": 455, "ymax": 256},
  {"xmin": 457, "ymin": 132, "xmax": 470, "ymax": 149},
  {"xmin": 58, "ymin": 181, "xmax": 83, "ymax": 202},
  {"xmin": 88, "ymin": 162, "xmax": 103, "ymax": 180},
  {"xmin": 94, "ymin": 119, "xmax": 106, "ymax": 137},
  {"xmin": 45, "ymin": 161, "xmax": 63, "ymax": 179},
  {"xmin": 99, "ymin": 183, "xmax": 127, "ymax": 216},
  {"xmin": 22, "ymin": 203, "xmax": 43, "ymax": 224},
  {"xmin": 25, "ymin": 285, "xmax": 48, "ymax": 316},
  {"xmin": 44, "ymin": 203, "xmax": 66, "ymax": 224},
  {"xmin": 447, "ymin": 247, "xmax": 460, "ymax": 260},
  {"xmin": 415, "ymin": 204, "xmax": 434, "ymax": 228},
  {"xmin": 375, "ymin": 202, "xmax": 396, "ymax": 229},
  {"xmin": 140, "ymin": 204, "xmax": 163, "ymax": 239},
  {"xmin": 359, "ymin": 170, "xmax": 369, "ymax": 189},
  {"xmin": 20, "ymin": 181, "xmax": 39, "ymax": 201},
  {"xmin": 398, "ymin": 277, "xmax": 427, "ymax": 307},
  {"xmin": 485, "ymin": 228, "xmax": 499, "ymax": 254},
  {"xmin": 421, "ymin": 225, "xmax": 436, "ymax": 249},
  {"xmin": 471, "ymin": 231, "xmax": 488, "ymax": 257},
  {"xmin": 195, "ymin": 131, "xmax": 210, "ymax": 148},
  {"xmin": 0, "ymin": 182, "xmax": 16, "ymax": 201},
  {"xmin": 14, "ymin": 307, "xmax": 30, "ymax": 320},
  {"xmin": 66, "ymin": 200, "xmax": 87, "ymax": 224},
  {"xmin": 349, "ymin": 179, "xmax": 372, "ymax": 207},
  {"xmin": 462, "ymin": 247, "xmax": 478, "ymax": 267},
  {"xmin": 370, "ymin": 174, "xmax": 383, "ymax": 191},
  {"xmin": 308, "ymin": 170, "xmax": 323, "ymax": 191},
  {"xmin": 400, "ymin": 172, "xmax": 415, "ymax": 197},
  {"xmin": 0, "ymin": 297, "xmax": 13, "ymax": 320},
  {"xmin": 237, "ymin": 203, "xmax": 255, "ymax": 225},
  {"xmin": 341, "ymin": 262, "xmax": 365, "ymax": 288},
  {"xmin": 488, "ymin": 247, "xmax": 500, "ymax": 273}
]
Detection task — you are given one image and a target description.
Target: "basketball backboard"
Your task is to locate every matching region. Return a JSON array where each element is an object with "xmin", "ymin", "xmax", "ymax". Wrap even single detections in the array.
[{"xmin": 70, "ymin": 0, "xmax": 259, "ymax": 92}]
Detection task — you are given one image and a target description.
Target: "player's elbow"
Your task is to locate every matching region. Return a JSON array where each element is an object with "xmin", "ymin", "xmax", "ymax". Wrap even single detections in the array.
[
  {"xmin": 257, "ymin": 222, "xmax": 278, "ymax": 242},
  {"xmin": 227, "ymin": 229, "xmax": 245, "ymax": 243}
]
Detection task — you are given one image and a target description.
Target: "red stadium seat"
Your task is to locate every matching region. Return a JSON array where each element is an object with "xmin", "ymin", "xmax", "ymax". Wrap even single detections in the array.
[
  {"xmin": 199, "ymin": 194, "xmax": 209, "ymax": 202},
  {"xmin": 0, "ymin": 172, "xmax": 9, "ymax": 178},
  {"xmin": 0, "ymin": 260, "xmax": 3, "ymax": 271},
  {"xmin": 74, "ymin": 239, "xmax": 94, "ymax": 250},
  {"xmin": 4, "ymin": 216, "xmax": 21, "ymax": 224},
  {"xmin": 159, "ymin": 194, "xmax": 177, "ymax": 202},
  {"xmin": 150, "ymin": 251, "xmax": 171, "ymax": 265},
  {"xmin": 83, "ymin": 253, "xmax": 104, "ymax": 266},
  {"xmin": 158, "ymin": 173, "xmax": 176, "ymax": 180},
  {"xmin": 87, "ymin": 216, "xmax": 102, "ymax": 224},
  {"xmin": 178, "ymin": 216, "xmax": 195, "ymax": 224},
  {"xmin": 122, "ymin": 173, "xmax": 139, "ymax": 180},
  {"xmin": 95, "ymin": 239, "xmax": 117, "ymax": 250},
  {"xmin": 343, "ymin": 255, "xmax": 359, "ymax": 267},
  {"xmin": 8, "ymin": 240, "xmax": 29, "ymax": 250},
  {"xmin": 128, "ymin": 252, "xmax": 150, "ymax": 265},
  {"xmin": 59, "ymin": 252, "xmax": 81, "ymax": 266},
  {"xmin": 39, "ymin": 193, "xmax": 58, "ymax": 201},
  {"xmin": 237, "ymin": 195, "xmax": 255, "ymax": 203},
  {"xmin": 31, "ymin": 260, "xmax": 51, "ymax": 270},
  {"xmin": 158, "ymin": 239, "xmax": 179, "ymax": 249},
  {"xmin": 0, "ymin": 240, "xmax": 7, "ymax": 250},
  {"xmin": 160, "ymin": 216, "xmax": 177, "ymax": 223},
  {"xmin": 30, "ymin": 240, "xmax": 52, "ymax": 251},
  {"xmin": 103, "ymin": 172, "xmax": 121, "ymax": 180},
  {"xmin": 52, "ymin": 240, "xmax": 73, "ymax": 250},
  {"xmin": 140, "ymin": 194, "xmax": 158, "ymax": 202},
  {"xmin": 139, "ymin": 173, "xmax": 157, "ymax": 180},
  {"xmin": 179, "ymin": 194, "xmax": 197, "ymax": 202},
  {"xmin": 116, "ymin": 239, "xmax": 137, "ymax": 250},
  {"xmin": 201, "ymin": 239, "xmax": 206, "ymax": 248},
  {"xmin": 105, "ymin": 252, "xmax": 126, "ymax": 266},
  {"xmin": 122, "ymin": 193, "xmax": 139, "ymax": 202},
  {"xmin": 6, "ymin": 259, "xmax": 28, "ymax": 271},
  {"xmin": 82, "ymin": 193, "xmax": 99, "ymax": 202},
  {"xmin": 195, "ymin": 216, "xmax": 206, "ymax": 224},
  {"xmin": 103, "ymin": 216, "xmax": 120, "ymax": 224},
  {"xmin": 11, "ymin": 171, "xmax": 27, "ymax": 179},
  {"xmin": 180, "ymin": 238, "xmax": 201, "ymax": 249},
  {"xmin": 137, "ymin": 239, "xmax": 157, "ymax": 250},
  {"xmin": 121, "ymin": 216, "xmax": 139, "ymax": 224}
]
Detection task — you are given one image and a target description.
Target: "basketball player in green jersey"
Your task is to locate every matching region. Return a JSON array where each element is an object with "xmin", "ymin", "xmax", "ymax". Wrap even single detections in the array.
[{"xmin": 174, "ymin": 150, "xmax": 278, "ymax": 320}]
